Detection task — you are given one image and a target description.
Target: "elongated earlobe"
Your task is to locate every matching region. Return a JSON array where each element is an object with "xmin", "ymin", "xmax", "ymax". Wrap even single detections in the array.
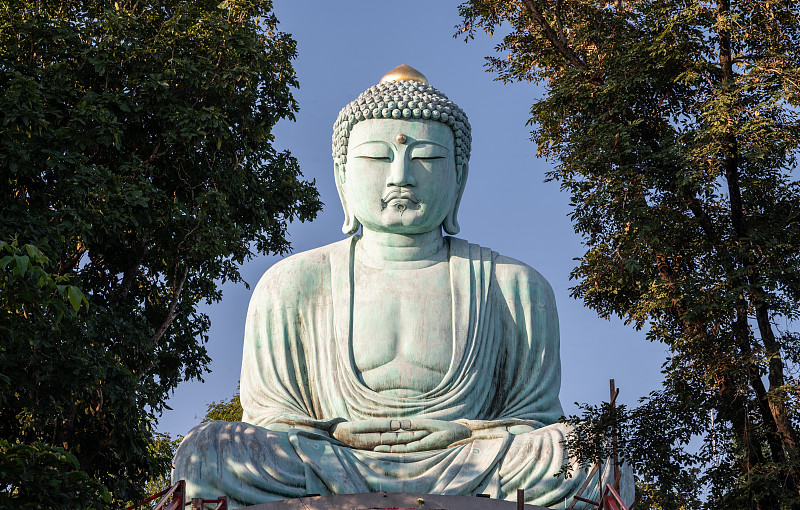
[
  {"xmin": 443, "ymin": 162, "xmax": 468, "ymax": 235},
  {"xmin": 334, "ymin": 161, "xmax": 361, "ymax": 235}
]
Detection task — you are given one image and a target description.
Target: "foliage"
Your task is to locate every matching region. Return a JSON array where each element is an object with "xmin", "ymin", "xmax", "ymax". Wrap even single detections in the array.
[
  {"xmin": 560, "ymin": 388, "xmax": 710, "ymax": 509},
  {"xmin": 202, "ymin": 389, "xmax": 243, "ymax": 423},
  {"xmin": 0, "ymin": 0, "xmax": 320, "ymax": 506},
  {"xmin": 125, "ymin": 433, "xmax": 183, "ymax": 508},
  {"xmin": 459, "ymin": 1, "xmax": 800, "ymax": 508},
  {"xmin": 0, "ymin": 242, "xmax": 102, "ymax": 508},
  {"xmin": 0, "ymin": 440, "xmax": 111, "ymax": 509}
]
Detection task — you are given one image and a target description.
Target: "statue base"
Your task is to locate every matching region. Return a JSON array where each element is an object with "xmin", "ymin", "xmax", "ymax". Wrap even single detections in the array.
[{"xmin": 241, "ymin": 492, "xmax": 548, "ymax": 510}]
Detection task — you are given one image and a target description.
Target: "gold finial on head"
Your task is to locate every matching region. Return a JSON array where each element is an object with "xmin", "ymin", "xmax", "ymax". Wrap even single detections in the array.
[{"xmin": 380, "ymin": 64, "xmax": 429, "ymax": 84}]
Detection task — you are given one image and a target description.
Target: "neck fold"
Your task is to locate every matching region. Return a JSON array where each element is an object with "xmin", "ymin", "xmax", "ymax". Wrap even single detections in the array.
[{"xmin": 357, "ymin": 228, "xmax": 446, "ymax": 268}]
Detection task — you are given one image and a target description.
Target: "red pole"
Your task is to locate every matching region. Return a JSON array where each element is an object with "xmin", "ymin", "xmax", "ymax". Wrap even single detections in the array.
[{"xmin": 610, "ymin": 379, "xmax": 620, "ymax": 491}]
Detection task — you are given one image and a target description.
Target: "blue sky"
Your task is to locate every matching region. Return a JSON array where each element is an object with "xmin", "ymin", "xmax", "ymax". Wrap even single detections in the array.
[{"xmin": 158, "ymin": 1, "xmax": 668, "ymax": 437}]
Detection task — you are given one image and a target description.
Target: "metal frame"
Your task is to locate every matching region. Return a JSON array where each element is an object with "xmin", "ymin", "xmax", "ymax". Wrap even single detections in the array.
[{"xmin": 127, "ymin": 480, "xmax": 229, "ymax": 510}]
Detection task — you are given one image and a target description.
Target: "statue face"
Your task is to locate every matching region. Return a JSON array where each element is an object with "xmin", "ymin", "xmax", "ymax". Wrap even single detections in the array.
[{"xmin": 341, "ymin": 119, "xmax": 458, "ymax": 234}]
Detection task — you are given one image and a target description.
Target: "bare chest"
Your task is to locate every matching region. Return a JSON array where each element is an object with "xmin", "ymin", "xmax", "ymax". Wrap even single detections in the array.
[{"xmin": 351, "ymin": 261, "xmax": 453, "ymax": 395}]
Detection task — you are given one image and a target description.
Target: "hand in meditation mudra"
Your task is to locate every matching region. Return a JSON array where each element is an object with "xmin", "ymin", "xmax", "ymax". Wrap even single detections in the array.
[{"xmin": 173, "ymin": 65, "xmax": 634, "ymax": 509}]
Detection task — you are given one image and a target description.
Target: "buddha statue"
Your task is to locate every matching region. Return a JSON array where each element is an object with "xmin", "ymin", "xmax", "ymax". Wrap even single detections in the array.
[{"xmin": 172, "ymin": 65, "xmax": 634, "ymax": 509}]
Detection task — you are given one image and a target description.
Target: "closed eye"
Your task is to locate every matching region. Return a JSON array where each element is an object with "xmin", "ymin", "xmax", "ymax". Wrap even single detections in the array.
[
  {"xmin": 356, "ymin": 156, "xmax": 392, "ymax": 162},
  {"xmin": 412, "ymin": 156, "xmax": 445, "ymax": 160}
]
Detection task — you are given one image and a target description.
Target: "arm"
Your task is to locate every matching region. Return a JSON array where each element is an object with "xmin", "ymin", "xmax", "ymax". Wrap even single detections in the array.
[
  {"xmin": 490, "ymin": 255, "xmax": 565, "ymax": 426},
  {"xmin": 239, "ymin": 258, "xmax": 338, "ymax": 434}
]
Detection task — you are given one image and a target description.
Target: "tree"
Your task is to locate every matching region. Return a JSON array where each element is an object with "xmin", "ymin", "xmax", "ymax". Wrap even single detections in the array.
[
  {"xmin": 130, "ymin": 433, "xmax": 184, "ymax": 506},
  {"xmin": 0, "ymin": 242, "xmax": 109, "ymax": 508},
  {"xmin": 458, "ymin": 1, "xmax": 800, "ymax": 508},
  {"xmin": 202, "ymin": 388, "xmax": 243, "ymax": 423},
  {"xmin": 0, "ymin": 0, "xmax": 320, "ymax": 505},
  {"xmin": 0, "ymin": 439, "xmax": 111, "ymax": 510}
]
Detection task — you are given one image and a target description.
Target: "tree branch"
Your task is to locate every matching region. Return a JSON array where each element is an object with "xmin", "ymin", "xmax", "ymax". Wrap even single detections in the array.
[
  {"xmin": 750, "ymin": 282, "xmax": 800, "ymax": 458},
  {"xmin": 717, "ymin": 0, "xmax": 800, "ymax": 482},
  {"xmin": 57, "ymin": 242, "xmax": 87, "ymax": 275},
  {"xmin": 520, "ymin": 0, "xmax": 588, "ymax": 71},
  {"xmin": 150, "ymin": 265, "xmax": 188, "ymax": 349},
  {"xmin": 554, "ymin": 0, "xmax": 565, "ymax": 43},
  {"xmin": 112, "ymin": 240, "xmax": 147, "ymax": 304},
  {"xmin": 683, "ymin": 191, "xmax": 716, "ymax": 241}
]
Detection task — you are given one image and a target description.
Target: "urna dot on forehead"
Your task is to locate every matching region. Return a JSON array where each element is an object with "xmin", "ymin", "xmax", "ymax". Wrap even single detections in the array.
[{"xmin": 332, "ymin": 64, "xmax": 472, "ymax": 168}]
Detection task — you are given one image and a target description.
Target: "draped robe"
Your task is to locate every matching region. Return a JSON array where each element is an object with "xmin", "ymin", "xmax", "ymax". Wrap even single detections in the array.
[{"xmin": 172, "ymin": 236, "xmax": 633, "ymax": 508}]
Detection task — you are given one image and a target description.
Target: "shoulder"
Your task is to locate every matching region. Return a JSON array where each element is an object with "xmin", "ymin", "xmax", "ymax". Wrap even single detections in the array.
[
  {"xmin": 449, "ymin": 237, "xmax": 556, "ymax": 307},
  {"xmin": 493, "ymin": 253, "xmax": 557, "ymax": 307},
  {"xmin": 250, "ymin": 238, "xmax": 352, "ymax": 307}
]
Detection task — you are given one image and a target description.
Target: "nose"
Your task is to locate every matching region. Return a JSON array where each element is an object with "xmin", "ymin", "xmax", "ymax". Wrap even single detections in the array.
[{"xmin": 386, "ymin": 156, "xmax": 415, "ymax": 188}]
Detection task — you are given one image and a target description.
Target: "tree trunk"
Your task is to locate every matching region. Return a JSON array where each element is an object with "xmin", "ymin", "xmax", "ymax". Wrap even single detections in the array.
[{"xmin": 717, "ymin": 0, "xmax": 800, "ymax": 495}]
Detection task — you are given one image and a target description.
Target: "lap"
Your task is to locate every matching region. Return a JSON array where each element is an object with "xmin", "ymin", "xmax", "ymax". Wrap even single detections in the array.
[
  {"xmin": 172, "ymin": 420, "xmax": 632, "ymax": 509},
  {"xmin": 173, "ymin": 421, "xmax": 309, "ymax": 505}
]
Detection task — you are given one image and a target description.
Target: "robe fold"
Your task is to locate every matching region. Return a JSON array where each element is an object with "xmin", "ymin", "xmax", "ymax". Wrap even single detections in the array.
[{"xmin": 173, "ymin": 236, "xmax": 633, "ymax": 508}]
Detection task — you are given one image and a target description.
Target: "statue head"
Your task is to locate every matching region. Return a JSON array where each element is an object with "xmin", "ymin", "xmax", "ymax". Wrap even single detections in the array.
[{"xmin": 332, "ymin": 65, "xmax": 471, "ymax": 235}]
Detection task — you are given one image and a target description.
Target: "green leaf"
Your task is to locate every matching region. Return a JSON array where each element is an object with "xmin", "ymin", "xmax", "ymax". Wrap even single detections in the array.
[
  {"xmin": 66, "ymin": 285, "xmax": 83, "ymax": 312},
  {"xmin": 12, "ymin": 255, "xmax": 29, "ymax": 276}
]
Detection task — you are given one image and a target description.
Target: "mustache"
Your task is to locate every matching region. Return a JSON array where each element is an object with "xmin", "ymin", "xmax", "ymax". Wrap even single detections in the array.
[{"xmin": 381, "ymin": 187, "xmax": 421, "ymax": 204}]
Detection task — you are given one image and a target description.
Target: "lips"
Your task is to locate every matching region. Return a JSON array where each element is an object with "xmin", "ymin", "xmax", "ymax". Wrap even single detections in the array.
[{"xmin": 381, "ymin": 187, "xmax": 421, "ymax": 204}]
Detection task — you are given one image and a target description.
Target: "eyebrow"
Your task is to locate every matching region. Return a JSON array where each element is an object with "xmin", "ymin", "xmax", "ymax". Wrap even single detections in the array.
[
  {"xmin": 409, "ymin": 140, "xmax": 450, "ymax": 150},
  {"xmin": 350, "ymin": 139, "xmax": 451, "ymax": 150},
  {"xmin": 350, "ymin": 140, "xmax": 393, "ymax": 150}
]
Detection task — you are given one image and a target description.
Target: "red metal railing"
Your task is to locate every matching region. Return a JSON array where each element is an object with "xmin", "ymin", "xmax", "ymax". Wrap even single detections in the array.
[
  {"xmin": 126, "ymin": 480, "xmax": 228, "ymax": 510},
  {"xmin": 126, "ymin": 479, "xmax": 184, "ymax": 510},
  {"xmin": 571, "ymin": 483, "xmax": 633, "ymax": 510},
  {"xmin": 186, "ymin": 496, "xmax": 228, "ymax": 510}
]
